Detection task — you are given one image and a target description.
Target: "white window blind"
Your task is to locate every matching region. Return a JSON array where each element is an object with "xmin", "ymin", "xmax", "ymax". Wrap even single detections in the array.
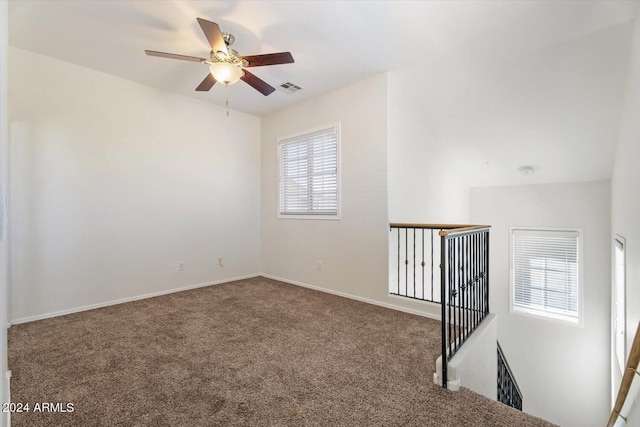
[
  {"xmin": 511, "ymin": 228, "xmax": 581, "ymax": 324},
  {"xmin": 278, "ymin": 126, "xmax": 339, "ymax": 217}
]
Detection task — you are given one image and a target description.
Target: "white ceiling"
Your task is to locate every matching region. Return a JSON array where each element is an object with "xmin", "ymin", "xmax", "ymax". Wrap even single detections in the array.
[{"xmin": 8, "ymin": 0, "xmax": 639, "ymax": 117}]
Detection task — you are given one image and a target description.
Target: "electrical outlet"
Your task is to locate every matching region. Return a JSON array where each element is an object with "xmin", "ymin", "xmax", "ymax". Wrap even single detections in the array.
[
  {"xmin": 317, "ymin": 261, "xmax": 323, "ymax": 271},
  {"xmin": 178, "ymin": 262, "xmax": 185, "ymax": 272},
  {"xmin": 218, "ymin": 257, "xmax": 224, "ymax": 267}
]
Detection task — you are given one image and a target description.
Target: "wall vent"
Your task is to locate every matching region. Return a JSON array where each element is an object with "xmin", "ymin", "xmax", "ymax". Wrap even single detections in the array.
[{"xmin": 279, "ymin": 82, "xmax": 303, "ymax": 93}]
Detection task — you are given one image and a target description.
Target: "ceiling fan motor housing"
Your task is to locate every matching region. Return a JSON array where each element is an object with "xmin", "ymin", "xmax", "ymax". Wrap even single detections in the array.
[
  {"xmin": 222, "ymin": 32, "xmax": 235, "ymax": 47},
  {"xmin": 208, "ymin": 49, "xmax": 247, "ymax": 67}
]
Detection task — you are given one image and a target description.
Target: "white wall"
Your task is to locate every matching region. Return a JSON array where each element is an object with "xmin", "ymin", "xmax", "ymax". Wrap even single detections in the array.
[
  {"xmin": 435, "ymin": 314, "xmax": 497, "ymax": 400},
  {"xmin": 261, "ymin": 74, "xmax": 436, "ymax": 317},
  {"xmin": 454, "ymin": 314, "xmax": 497, "ymax": 401},
  {"xmin": 387, "ymin": 64, "xmax": 470, "ymax": 223},
  {"xmin": 388, "ymin": 22, "xmax": 631, "ymax": 224},
  {"xmin": 611, "ymin": 8, "xmax": 640, "ymax": 424},
  {"xmin": 9, "ymin": 48, "xmax": 261, "ymax": 322},
  {"xmin": 624, "ymin": 394, "xmax": 640, "ymax": 427},
  {"xmin": 471, "ymin": 181, "xmax": 611, "ymax": 427},
  {"xmin": 615, "ymin": 376, "xmax": 640, "ymax": 427},
  {"xmin": 0, "ymin": 1, "xmax": 10, "ymax": 426}
]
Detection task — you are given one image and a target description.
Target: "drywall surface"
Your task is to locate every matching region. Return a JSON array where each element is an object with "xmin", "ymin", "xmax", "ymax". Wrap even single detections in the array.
[
  {"xmin": 0, "ymin": 2, "xmax": 10, "ymax": 425},
  {"xmin": 611, "ymin": 11, "xmax": 640, "ymax": 425},
  {"xmin": 388, "ymin": 22, "xmax": 631, "ymax": 224},
  {"xmin": 471, "ymin": 181, "xmax": 611, "ymax": 427},
  {"xmin": 435, "ymin": 314, "xmax": 497, "ymax": 400},
  {"xmin": 625, "ymin": 397, "xmax": 640, "ymax": 427},
  {"xmin": 616, "ymin": 377, "xmax": 640, "ymax": 427},
  {"xmin": 9, "ymin": 48, "xmax": 261, "ymax": 321},
  {"xmin": 261, "ymin": 74, "xmax": 437, "ymax": 317},
  {"xmin": 453, "ymin": 314, "xmax": 498, "ymax": 401}
]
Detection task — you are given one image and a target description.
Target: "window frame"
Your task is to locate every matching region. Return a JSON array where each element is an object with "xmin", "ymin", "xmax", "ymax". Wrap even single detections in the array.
[
  {"xmin": 614, "ymin": 235, "xmax": 626, "ymax": 374},
  {"xmin": 276, "ymin": 123, "xmax": 341, "ymax": 220},
  {"xmin": 509, "ymin": 226, "xmax": 584, "ymax": 327}
]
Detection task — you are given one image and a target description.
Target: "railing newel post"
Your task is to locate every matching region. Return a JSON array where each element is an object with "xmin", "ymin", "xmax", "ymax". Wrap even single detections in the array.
[
  {"xmin": 485, "ymin": 229, "xmax": 490, "ymax": 314},
  {"xmin": 441, "ymin": 233, "xmax": 448, "ymax": 388}
]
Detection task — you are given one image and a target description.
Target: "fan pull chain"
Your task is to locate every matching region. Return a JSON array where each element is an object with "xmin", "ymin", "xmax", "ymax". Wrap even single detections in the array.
[{"xmin": 225, "ymin": 83, "xmax": 230, "ymax": 117}]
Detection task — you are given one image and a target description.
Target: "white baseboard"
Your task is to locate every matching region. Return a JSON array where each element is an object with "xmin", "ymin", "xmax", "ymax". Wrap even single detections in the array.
[
  {"xmin": 10, "ymin": 273, "xmax": 440, "ymax": 326},
  {"xmin": 9, "ymin": 273, "xmax": 260, "ymax": 325},
  {"xmin": 260, "ymin": 274, "xmax": 441, "ymax": 321}
]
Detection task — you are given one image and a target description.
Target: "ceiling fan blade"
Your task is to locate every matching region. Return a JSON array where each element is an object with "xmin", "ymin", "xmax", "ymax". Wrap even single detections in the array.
[
  {"xmin": 241, "ymin": 70, "xmax": 276, "ymax": 96},
  {"xmin": 145, "ymin": 50, "xmax": 206, "ymax": 63},
  {"xmin": 195, "ymin": 73, "xmax": 216, "ymax": 91},
  {"xmin": 197, "ymin": 18, "xmax": 228, "ymax": 56},
  {"xmin": 241, "ymin": 52, "xmax": 294, "ymax": 67}
]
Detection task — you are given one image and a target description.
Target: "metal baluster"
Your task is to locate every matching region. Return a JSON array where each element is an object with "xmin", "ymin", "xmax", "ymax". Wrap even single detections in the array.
[
  {"xmin": 468, "ymin": 234, "xmax": 472, "ymax": 331},
  {"xmin": 462, "ymin": 236, "xmax": 467, "ymax": 339},
  {"xmin": 451, "ymin": 237, "xmax": 455, "ymax": 352},
  {"xmin": 471, "ymin": 233, "xmax": 476, "ymax": 329},
  {"xmin": 397, "ymin": 227, "xmax": 400, "ymax": 295},
  {"xmin": 485, "ymin": 230, "xmax": 490, "ymax": 313},
  {"xmin": 479, "ymin": 231, "xmax": 484, "ymax": 315},
  {"xmin": 476, "ymin": 232, "xmax": 480, "ymax": 327},
  {"xmin": 405, "ymin": 228, "xmax": 408, "ymax": 297},
  {"xmin": 461, "ymin": 236, "xmax": 465, "ymax": 347},
  {"xmin": 465, "ymin": 234, "xmax": 469, "ymax": 333},
  {"xmin": 431, "ymin": 229, "xmax": 434, "ymax": 301},
  {"xmin": 421, "ymin": 229, "xmax": 425, "ymax": 300},
  {"xmin": 455, "ymin": 237, "xmax": 462, "ymax": 351},
  {"xmin": 413, "ymin": 228, "xmax": 416, "ymax": 298},
  {"xmin": 451, "ymin": 237, "xmax": 456, "ymax": 353},
  {"xmin": 441, "ymin": 235, "xmax": 448, "ymax": 387},
  {"xmin": 476, "ymin": 233, "xmax": 480, "ymax": 325}
]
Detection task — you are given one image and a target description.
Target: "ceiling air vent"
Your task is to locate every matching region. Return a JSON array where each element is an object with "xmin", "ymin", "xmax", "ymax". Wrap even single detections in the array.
[{"xmin": 279, "ymin": 82, "xmax": 303, "ymax": 93}]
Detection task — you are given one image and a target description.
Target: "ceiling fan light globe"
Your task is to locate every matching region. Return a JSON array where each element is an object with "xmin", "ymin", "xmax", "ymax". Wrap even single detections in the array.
[{"xmin": 209, "ymin": 62, "xmax": 243, "ymax": 85}]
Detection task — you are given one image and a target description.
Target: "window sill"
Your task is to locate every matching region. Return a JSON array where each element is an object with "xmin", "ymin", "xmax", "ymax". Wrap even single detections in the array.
[
  {"xmin": 277, "ymin": 214, "xmax": 341, "ymax": 221},
  {"xmin": 510, "ymin": 306, "xmax": 582, "ymax": 328}
]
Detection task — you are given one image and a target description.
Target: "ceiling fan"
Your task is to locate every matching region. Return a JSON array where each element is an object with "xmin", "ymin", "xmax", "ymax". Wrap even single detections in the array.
[{"xmin": 145, "ymin": 18, "xmax": 294, "ymax": 96}]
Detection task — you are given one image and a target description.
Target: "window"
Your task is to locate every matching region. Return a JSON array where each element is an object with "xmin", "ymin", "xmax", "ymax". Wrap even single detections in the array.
[
  {"xmin": 277, "ymin": 125, "xmax": 339, "ymax": 218},
  {"xmin": 614, "ymin": 236, "xmax": 626, "ymax": 373},
  {"xmin": 510, "ymin": 228, "xmax": 582, "ymax": 325}
]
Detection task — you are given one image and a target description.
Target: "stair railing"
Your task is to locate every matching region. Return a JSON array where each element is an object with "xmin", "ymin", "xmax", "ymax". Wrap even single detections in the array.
[
  {"xmin": 608, "ymin": 321, "xmax": 640, "ymax": 426},
  {"xmin": 440, "ymin": 225, "xmax": 491, "ymax": 387},
  {"xmin": 497, "ymin": 341, "xmax": 523, "ymax": 410},
  {"xmin": 389, "ymin": 223, "xmax": 491, "ymax": 388}
]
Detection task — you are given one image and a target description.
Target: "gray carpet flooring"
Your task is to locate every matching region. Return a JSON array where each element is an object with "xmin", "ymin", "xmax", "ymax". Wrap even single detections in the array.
[{"xmin": 8, "ymin": 276, "xmax": 555, "ymax": 426}]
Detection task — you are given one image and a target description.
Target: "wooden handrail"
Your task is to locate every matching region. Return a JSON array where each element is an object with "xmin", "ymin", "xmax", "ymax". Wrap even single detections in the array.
[
  {"xmin": 608, "ymin": 321, "xmax": 640, "ymax": 427},
  {"xmin": 439, "ymin": 225, "xmax": 491, "ymax": 237},
  {"xmin": 390, "ymin": 223, "xmax": 490, "ymax": 231},
  {"xmin": 497, "ymin": 341, "xmax": 523, "ymax": 398}
]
